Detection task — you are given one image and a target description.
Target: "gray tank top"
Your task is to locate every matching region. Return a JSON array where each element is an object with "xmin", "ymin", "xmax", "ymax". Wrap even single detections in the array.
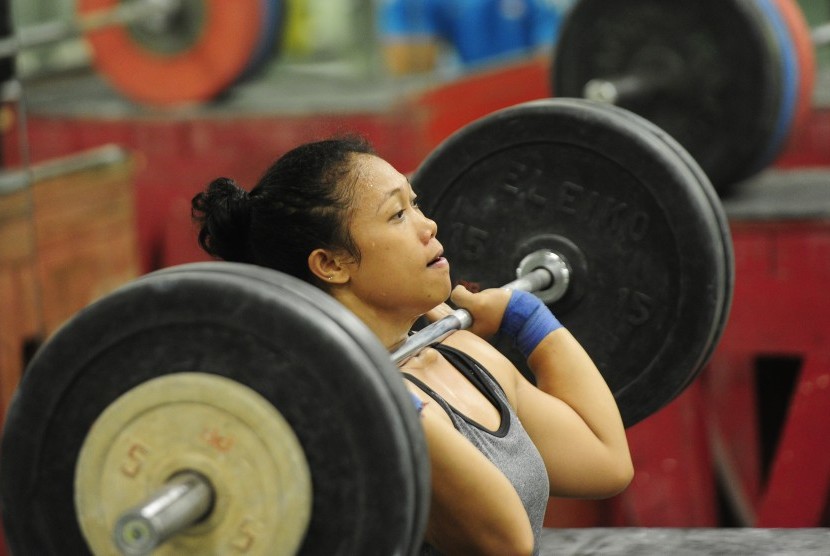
[{"xmin": 403, "ymin": 344, "xmax": 549, "ymax": 555}]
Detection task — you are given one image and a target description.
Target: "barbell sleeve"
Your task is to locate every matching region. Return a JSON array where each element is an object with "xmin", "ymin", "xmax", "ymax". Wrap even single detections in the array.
[{"xmin": 113, "ymin": 471, "xmax": 214, "ymax": 556}]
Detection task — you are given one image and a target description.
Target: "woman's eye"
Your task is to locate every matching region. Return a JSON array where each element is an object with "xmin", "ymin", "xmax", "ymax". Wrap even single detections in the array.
[{"xmin": 393, "ymin": 210, "xmax": 405, "ymax": 220}]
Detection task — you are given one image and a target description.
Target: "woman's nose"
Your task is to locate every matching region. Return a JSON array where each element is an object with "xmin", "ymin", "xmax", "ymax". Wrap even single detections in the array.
[{"xmin": 420, "ymin": 213, "xmax": 437, "ymax": 242}]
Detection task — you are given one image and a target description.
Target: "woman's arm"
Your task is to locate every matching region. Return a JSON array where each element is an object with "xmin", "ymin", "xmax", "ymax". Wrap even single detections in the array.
[
  {"xmin": 442, "ymin": 286, "xmax": 634, "ymax": 498},
  {"xmin": 518, "ymin": 329, "xmax": 633, "ymax": 497},
  {"xmin": 411, "ymin": 390, "xmax": 535, "ymax": 555}
]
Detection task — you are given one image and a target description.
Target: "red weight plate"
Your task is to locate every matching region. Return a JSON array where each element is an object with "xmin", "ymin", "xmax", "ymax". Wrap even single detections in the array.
[
  {"xmin": 79, "ymin": 0, "xmax": 262, "ymax": 105},
  {"xmin": 774, "ymin": 0, "xmax": 816, "ymax": 136}
]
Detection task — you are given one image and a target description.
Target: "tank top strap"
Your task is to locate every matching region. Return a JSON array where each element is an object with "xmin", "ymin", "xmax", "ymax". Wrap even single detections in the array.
[
  {"xmin": 403, "ymin": 344, "xmax": 511, "ymax": 437},
  {"xmin": 400, "ymin": 372, "xmax": 456, "ymax": 417},
  {"xmin": 433, "ymin": 344, "xmax": 510, "ymax": 406}
]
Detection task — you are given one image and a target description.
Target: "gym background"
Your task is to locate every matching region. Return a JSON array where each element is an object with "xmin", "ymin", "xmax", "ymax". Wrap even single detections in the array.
[{"xmin": 0, "ymin": 0, "xmax": 828, "ymax": 553}]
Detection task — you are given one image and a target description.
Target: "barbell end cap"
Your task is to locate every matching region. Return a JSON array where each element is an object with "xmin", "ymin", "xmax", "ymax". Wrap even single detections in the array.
[
  {"xmin": 113, "ymin": 514, "xmax": 159, "ymax": 556},
  {"xmin": 584, "ymin": 79, "xmax": 619, "ymax": 104},
  {"xmin": 111, "ymin": 471, "xmax": 213, "ymax": 555}
]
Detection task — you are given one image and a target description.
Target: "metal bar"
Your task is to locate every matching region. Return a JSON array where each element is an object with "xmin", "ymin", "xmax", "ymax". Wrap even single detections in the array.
[
  {"xmin": 583, "ymin": 69, "xmax": 684, "ymax": 106},
  {"xmin": 503, "ymin": 267, "xmax": 555, "ymax": 294},
  {"xmin": 814, "ymin": 22, "xmax": 830, "ymax": 47},
  {"xmin": 113, "ymin": 471, "xmax": 214, "ymax": 556},
  {"xmin": 0, "ymin": 0, "xmax": 181, "ymax": 60},
  {"xmin": 0, "ymin": 144, "xmax": 129, "ymax": 196},
  {"xmin": 391, "ymin": 267, "xmax": 554, "ymax": 365}
]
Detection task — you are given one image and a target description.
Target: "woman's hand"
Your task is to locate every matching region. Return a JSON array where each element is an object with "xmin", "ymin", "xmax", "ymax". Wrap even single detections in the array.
[{"xmin": 425, "ymin": 285, "xmax": 512, "ymax": 339}]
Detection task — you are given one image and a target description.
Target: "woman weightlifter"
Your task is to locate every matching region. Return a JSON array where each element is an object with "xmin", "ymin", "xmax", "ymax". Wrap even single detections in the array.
[{"xmin": 191, "ymin": 136, "xmax": 633, "ymax": 555}]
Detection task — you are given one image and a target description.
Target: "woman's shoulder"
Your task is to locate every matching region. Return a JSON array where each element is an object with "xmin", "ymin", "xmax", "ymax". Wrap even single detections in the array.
[
  {"xmin": 441, "ymin": 330, "xmax": 519, "ymax": 402},
  {"xmin": 440, "ymin": 330, "xmax": 505, "ymax": 365}
]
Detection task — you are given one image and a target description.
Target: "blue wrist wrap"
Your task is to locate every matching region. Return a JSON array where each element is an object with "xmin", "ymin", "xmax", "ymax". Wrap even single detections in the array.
[{"xmin": 499, "ymin": 290, "xmax": 563, "ymax": 359}]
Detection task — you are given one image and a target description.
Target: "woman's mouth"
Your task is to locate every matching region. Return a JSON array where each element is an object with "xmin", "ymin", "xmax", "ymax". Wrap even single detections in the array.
[{"xmin": 427, "ymin": 256, "xmax": 448, "ymax": 268}]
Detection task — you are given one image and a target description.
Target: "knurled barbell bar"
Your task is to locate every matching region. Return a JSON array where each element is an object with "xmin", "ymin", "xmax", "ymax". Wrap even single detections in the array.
[
  {"xmin": 1, "ymin": 0, "xmax": 283, "ymax": 105},
  {"xmin": 0, "ymin": 98, "xmax": 734, "ymax": 555},
  {"xmin": 551, "ymin": 0, "xmax": 823, "ymax": 190}
]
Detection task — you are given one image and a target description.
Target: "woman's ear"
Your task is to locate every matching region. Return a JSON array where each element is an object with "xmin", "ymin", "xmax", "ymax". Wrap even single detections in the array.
[{"xmin": 307, "ymin": 248, "xmax": 349, "ymax": 284}]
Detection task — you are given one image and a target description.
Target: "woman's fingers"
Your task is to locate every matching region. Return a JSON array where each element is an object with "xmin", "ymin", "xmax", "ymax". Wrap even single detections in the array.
[
  {"xmin": 450, "ymin": 285, "xmax": 511, "ymax": 339},
  {"xmin": 424, "ymin": 302, "xmax": 456, "ymax": 323}
]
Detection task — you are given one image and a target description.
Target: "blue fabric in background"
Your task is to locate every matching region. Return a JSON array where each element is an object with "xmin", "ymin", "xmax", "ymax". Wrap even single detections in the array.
[{"xmin": 379, "ymin": 0, "xmax": 575, "ymax": 67}]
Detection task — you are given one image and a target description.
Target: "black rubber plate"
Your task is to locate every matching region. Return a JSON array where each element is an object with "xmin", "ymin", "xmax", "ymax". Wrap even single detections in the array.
[
  {"xmin": 551, "ymin": 0, "xmax": 783, "ymax": 190},
  {"xmin": 412, "ymin": 98, "xmax": 730, "ymax": 427},
  {"xmin": 0, "ymin": 263, "xmax": 427, "ymax": 555}
]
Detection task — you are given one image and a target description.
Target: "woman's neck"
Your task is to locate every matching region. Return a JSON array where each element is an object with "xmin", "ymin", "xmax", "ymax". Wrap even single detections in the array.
[{"xmin": 331, "ymin": 290, "xmax": 417, "ymax": 351}]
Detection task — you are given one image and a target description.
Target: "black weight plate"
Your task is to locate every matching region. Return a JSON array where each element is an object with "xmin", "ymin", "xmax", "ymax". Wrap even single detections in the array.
[
  {"xmin": 150, "ymin": 262, "xmax": 430, "ymax": 554},
  {"xmin": 551, "ymin": 0, "xmax": 783, "ymax": 190},
  {"xmin": 412, "ymin": 98, "xmax": 727, "ymax": 427},
  {"xmin": 0, "ymin": 263, "xmax": 426, "ymax": 555},
  {"xmin": 584, "ymin": 101, "xmax": 735, "ymax": 390}
]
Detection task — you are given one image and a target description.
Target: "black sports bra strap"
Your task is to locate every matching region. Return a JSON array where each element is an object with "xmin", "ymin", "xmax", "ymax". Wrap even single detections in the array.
[
  {"xmin": 401, "ymin": 372, "xmax": 455, "ymax": 416},
  {"xmin": 433, "ymin": 344, "xmax": 508, "ymax": 405}
]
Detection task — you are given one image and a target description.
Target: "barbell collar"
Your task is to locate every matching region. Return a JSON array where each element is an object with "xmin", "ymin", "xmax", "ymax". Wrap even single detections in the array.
[
  {"xmin": 391, "ymin": 256, "xmax": 564, "ymax": 366},
  {"xmin": 113, "ymin": 471, "xmax": 214, "ymax": 556},
  {"xmin": 0, "ymin": 0, "xmax": 182, "ymax": 60},
  {"xmin": 512, "ymin": 250, "xmax": 570, "ymax": 304}
]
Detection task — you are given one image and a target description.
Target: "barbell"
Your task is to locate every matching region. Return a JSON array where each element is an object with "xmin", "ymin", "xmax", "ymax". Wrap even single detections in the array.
[
  {"xmin": 551, "ymin": 0, "xmax": 826, "ymax": 190},
  {"xmin": 2, "ymin": 0, "xmax": 284, "ymax": 105},
  {"xmin": 0, "ymin": 98, "xmax": 734, "ymax": 554}
]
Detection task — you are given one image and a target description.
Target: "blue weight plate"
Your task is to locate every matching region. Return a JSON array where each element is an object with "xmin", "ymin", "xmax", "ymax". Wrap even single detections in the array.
[
  {"xmin": 239, "ymin": 0, "xmax": 285, "ymax": 81},
  {"xmin": 750, "ymin": 0, "xmax": 800, "ymax": 174}
]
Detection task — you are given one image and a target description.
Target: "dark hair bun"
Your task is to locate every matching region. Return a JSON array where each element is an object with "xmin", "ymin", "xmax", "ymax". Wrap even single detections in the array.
[{"xmin": 191, "ymin": 177, "xmax": 252, "ymax": 262}]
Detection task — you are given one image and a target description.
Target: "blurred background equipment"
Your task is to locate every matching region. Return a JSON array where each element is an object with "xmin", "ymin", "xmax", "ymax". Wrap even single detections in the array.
[
  {"xmin": 551, "ymin": 0, "xmax": 823, "ymax": 190},
  {"xmin": 2, "ymin": 0, "xmax": 284, "ymax": 105},
  {"xmin": 377, "ymin": 0, "xmax": 576, "ymax": 75}
]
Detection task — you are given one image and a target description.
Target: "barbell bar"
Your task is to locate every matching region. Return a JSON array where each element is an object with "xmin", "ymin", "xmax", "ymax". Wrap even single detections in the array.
[
  {"xmin": 113, "ymin": 472, "xmax": 213, "ymax": 556},
  {"xmin": 392, "ymin": 251, "xmax": 569, "ymax": 364}
]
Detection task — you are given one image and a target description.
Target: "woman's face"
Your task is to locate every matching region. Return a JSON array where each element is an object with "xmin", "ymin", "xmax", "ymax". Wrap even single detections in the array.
[{"xmin": 340, "ymin": 154, "xmax": 451, "ymax": 318}]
